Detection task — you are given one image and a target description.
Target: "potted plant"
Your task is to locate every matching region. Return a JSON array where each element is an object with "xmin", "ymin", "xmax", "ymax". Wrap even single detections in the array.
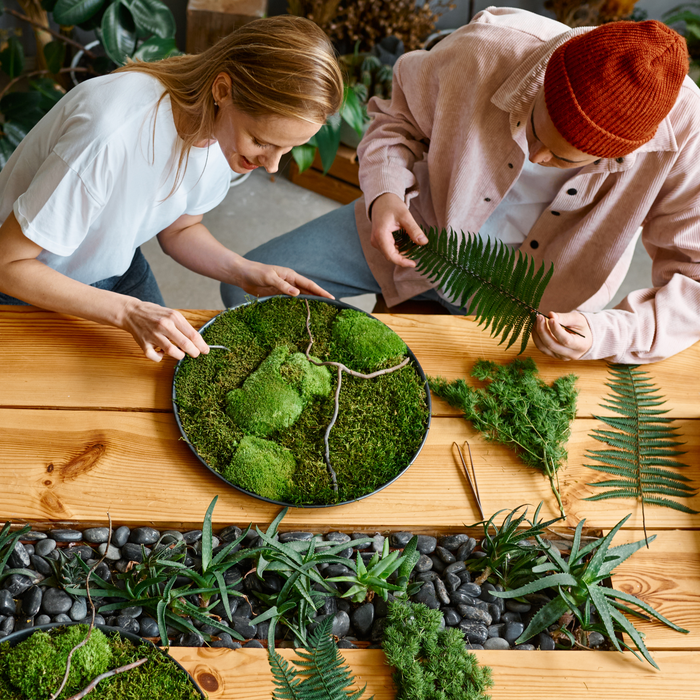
[
  {"xmin": 172, "ymin": 296, "xmax": 431, "ymax": 506},
  {"xmin": 0, "ymin": 0, "xmax": 179, "ymax": 168}
]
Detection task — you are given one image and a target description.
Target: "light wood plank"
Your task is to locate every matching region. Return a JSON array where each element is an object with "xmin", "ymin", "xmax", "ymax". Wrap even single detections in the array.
[
  {"xmin": 610, "ymin": 530, "xmax": 700, "ymax": 650},
  {"xmin": 168, "ymin": 647, "xmax": 700, "ymax": 700},
  {"xmin": 4, "ymin": 309, "xmax": 700, "ymax": 418},
  {"xmin": 2, "ymin": 411, "xmax": 698, "ymax": 531}
]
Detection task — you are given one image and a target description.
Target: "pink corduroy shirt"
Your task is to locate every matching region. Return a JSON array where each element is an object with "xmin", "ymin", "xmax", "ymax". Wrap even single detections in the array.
[{"xmin": 355, "ymin": 7, "xmax": 700, "ymax": 364}]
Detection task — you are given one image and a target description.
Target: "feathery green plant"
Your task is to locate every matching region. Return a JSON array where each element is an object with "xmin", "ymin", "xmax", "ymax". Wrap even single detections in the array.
[
  {"xmin": 491, "ymin": 513, "xmax": 689, "ymax": 669},
  {"xmin": 383, "ymin": 600, "xmax": 492, "ymax": 700},
  {"xmin": 585, "ymin": 364, "xmax": 698, "ymax": 541},
  {"xmin": 394, "ymin": 227, "xmax": 562, "ymax": 353},
  {"xmin": 430, "ymin": 357, "xmax": 578, "ymax": 517},
  {"xmin": 268, "ymin": 615, "xmax": 372, "ymax": 700}
]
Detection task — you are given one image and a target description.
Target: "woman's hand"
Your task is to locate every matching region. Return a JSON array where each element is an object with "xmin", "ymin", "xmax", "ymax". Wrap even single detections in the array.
[
  {"xmin": 119, "ymin": 299, "xmax": 211, "ymax": 362},
  {"xmin": 532, "ymin": 311, "xmax": 593, "ymax": 361},
  {"xmin": 233, "ymin": 260, "xmax": 334, "ymax": 300},
  {"xmin": 370, "ymin": 193, "xmax": 427, "ymax": 267}
]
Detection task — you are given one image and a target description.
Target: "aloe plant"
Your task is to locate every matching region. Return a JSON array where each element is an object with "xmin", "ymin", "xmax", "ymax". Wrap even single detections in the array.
[
  {"xmin": 0, "ymin": 521, "xmax": 34, "ymax": 583},
  {"xmin": 326, "ymin": 535, "xmax": 422, "ymax": 602},
  {"xmin": 491, "ymin": 513, "xmax": 689, "ymax": 668}
]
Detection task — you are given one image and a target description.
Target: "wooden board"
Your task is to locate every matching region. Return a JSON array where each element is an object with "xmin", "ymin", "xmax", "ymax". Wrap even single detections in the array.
[
  {"xmin": 185, "ymin": 0, "xmax": 267, "ymax": 54},
  {"xmin": 168, "ymin": 647, "xmax": 700, "ymax": 699},
  {"xmin": 289, "ymin": 162, "xmax": 362, "ymax": 205},
  {"xmin": 2, "ymin": 411, "xmax": 698, "ymax": 531},
  {"xmin": 610, "ymin": 530, "xmax": 700, "ymax": 650},
  {"xmin": 3, "ymin": 308, "xmax": 700, "ymax": 419}
]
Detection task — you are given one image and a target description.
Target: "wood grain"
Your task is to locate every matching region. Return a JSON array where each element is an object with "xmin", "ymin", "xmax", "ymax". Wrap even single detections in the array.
[
  {"xmin": 2, "ymin": 411, "xmax": 698, "ymax": 531},
  {"xmin": 168, "ymin": 647, "xmax": 700, "ymax": 699},
  {"xmin": 610, "ymin": 530, "xmax": 700, "ymax": 650},
  {"xmin": 3, "ymin": 309, "xmax": 700, "ymax": 419}
]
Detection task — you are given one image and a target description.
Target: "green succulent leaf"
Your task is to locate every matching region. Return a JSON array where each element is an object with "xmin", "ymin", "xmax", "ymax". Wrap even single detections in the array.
[
  {"xmin": 291, "ymin": 143, "xmax": 317, "ymax": 173},
  {"xmin": 133, "ymin": 35, "xmax": 179, "ymax": 61},
  {"xmin": 125, "ymin": 0, "xmax": 176, "ymax": 37},
  {"xmin": 314, "ymin": 113, "xmax": 341, "ymax": 174}
]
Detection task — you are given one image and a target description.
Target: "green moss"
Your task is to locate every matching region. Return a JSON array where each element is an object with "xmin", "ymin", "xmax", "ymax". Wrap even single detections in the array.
[
  {"xmin": 0, "ymin": 627, "xmax": 201, "ymax": 700},
  {"xmin": 1, "ymin": 626, "xmax": 112, "ymax": 700},
  {"xmin": 225, "ymin": 346, "xmax": 305, "ymax": 437},
  {"xmin": 282, "ymin": 352, "xmax": 332, "ymax": 403},
  {"xmin": 224, "ymin": 435, "xmax": 296, "ymax": 500},
  {"xmin": 174, "ymin": 297, "xmax": 429, "ymax": 505},
  {"xmin": 331, "ymin": 309, "xmax": 408, "ymax": 372}
]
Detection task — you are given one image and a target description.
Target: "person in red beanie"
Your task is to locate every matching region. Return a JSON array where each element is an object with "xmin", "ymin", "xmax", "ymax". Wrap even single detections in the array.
[{"xmin": 221, "ymin": 7, "xmax": 700, "ymax": 364}]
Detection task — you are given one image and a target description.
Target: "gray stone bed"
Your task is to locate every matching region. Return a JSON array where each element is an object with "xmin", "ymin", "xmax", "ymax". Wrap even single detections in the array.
[{"xmin": 0, "ymin": 525, "xmax": 606, "ymax": 652}]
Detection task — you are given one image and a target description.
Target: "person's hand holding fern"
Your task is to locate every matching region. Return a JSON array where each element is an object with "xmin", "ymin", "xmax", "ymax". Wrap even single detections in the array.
[
  {"xmin": 533, "ymin": 311, "xmax": 592, "ymax": 361},
  {"xmin": 369, "ymin": 192, "xmax": 427, "ymax": 267}
]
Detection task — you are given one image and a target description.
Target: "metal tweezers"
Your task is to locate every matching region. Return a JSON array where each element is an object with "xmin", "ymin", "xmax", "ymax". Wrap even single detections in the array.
[{"xmin": 453, "ymin": 441, "xmax": 484, "ymax": 520}]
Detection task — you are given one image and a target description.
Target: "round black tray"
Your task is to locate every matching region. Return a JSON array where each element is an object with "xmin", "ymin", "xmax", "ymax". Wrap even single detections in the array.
[
  {"xmin": 0, "ymin": 621, "xmax": 205, "ymax": 698},
  {"xmin": 172, "ymin": 294, "xmax": 432, "ymax": 508}
]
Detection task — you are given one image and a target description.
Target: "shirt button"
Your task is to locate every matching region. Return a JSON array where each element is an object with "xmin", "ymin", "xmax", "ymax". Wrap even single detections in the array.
[
  {"xmin": 594, "ymin": 159, "xmax": 601, "ymax": 165},
  {"xmin": 508, "ymin": 163, "xmax": 513, "ymax": 168},
  {"xmin": 551, "ymin": 211, "xmax": 561, "ymax": 216},
  {"xmin": 484, "ymin": 197, "xmax": 491, "ymax": 202},
  {"xmin": 616, "ymin": 157, "xmax": 625, "ymax": 163},
  {"xmin": 516, "ymin": 121, "xmax": 521, "ymax": 127},
  {"xmin": 530, "ymin": 240, "xmax": 539, "ymax": 249},
  {"xmin": 566, "ymin": 188, "xmax": 577, "ymax": 195}
]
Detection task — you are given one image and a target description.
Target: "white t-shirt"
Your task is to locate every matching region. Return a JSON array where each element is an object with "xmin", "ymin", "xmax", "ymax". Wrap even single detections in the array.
[
  {"xmin": 0, "ymin": 72, "xmax": 231, "ymax": 284},
  {"xmin": 478, "ymin": 158, "xmax": 581, "ymax": 248}
]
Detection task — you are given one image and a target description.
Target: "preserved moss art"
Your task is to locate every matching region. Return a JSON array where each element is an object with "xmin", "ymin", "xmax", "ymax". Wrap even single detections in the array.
[
  {"xmin": 174, "ymin": 297, "xmax": 430, "ymax": 505},
  {"xmin": 0, "ymin": 625, "xmax": 201, "ymax": 700}
]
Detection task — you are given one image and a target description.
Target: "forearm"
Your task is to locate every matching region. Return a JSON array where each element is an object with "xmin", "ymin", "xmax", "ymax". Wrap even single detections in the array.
[
  {"xmin": 0, "ymin": 257, "xmax": 133, "ymax": 328},
  {"xmin": 158, "ymin": 222, "xmax": 246, "ymax": 286}
]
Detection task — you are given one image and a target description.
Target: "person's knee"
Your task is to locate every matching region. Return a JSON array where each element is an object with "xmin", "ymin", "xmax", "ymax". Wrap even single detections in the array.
[{"xmin": 221, "ymin": 281, "xmax": 248, "ymax": 309}]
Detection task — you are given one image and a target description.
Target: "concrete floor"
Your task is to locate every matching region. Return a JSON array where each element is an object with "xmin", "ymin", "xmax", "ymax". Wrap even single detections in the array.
[{"xmin": 141, "ymin": 166, "xmax": 653, "ymax": 314}]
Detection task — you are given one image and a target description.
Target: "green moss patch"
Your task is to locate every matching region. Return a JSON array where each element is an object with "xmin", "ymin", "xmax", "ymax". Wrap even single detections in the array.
[
  {"xmin": 332, "ymin": 309, "xmax": 408, "ymax": 372},
  {"xmin": 224, "ymin": 435, "xmax": 296, "ymax": 501},
  {"xmin": 0, "ymin": 625, "xmax": 200, "ymax": 700},
  {"xmin": 174, "ymin": 297, "xmax": 429, "ymax": 505}
]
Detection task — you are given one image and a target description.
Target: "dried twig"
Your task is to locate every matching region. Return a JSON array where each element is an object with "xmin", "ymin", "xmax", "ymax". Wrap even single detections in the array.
[
  {"xmin": 64, "ymin": 658, "xmax": 149, "ymax": 700},
  {"xmin": 303, "ymin": 299, "xmax": 410, "ymax": 492}
]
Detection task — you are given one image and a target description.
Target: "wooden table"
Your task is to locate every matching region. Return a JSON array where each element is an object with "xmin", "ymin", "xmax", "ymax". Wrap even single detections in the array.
[{"xmin": 1, "ymin": 305, "xmax": 699, "ymax": 698}]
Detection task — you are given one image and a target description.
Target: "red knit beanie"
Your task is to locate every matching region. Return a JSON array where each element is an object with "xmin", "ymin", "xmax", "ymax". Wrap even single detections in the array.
[{"xmin": 544, "ymin": 20, "xmax": 689, "ymax": 158}]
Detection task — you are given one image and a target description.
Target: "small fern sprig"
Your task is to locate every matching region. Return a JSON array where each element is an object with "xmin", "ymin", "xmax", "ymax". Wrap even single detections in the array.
[
  {"xmin": 394, "ymin": 227, "xmax": 583, "ymax": 353},
  {"xmin": 585, "ymin": 364, "xmax": 698, "ymax": 542},
  {"xmin": 268, "ymin": 615, "xmax": 373, "ymax": 700}
]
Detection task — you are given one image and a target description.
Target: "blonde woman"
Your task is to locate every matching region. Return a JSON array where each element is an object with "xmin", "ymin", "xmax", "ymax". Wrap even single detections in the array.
[{"xmin": 0, "ymin": 16, "xmax": 341, "ymax": 362}]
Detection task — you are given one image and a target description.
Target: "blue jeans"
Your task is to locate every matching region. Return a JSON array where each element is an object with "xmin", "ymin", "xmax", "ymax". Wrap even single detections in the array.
[
  {"xmin": 220, "ymin": 202, "xmax": 465, "ymax": 313},
  {"xmin": 0, "ymin": 248, "xmax": 165, "ymax": 306}
]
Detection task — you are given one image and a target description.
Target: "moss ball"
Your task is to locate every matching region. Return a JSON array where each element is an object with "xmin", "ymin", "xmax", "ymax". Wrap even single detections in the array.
[
  {"xmin": 223, "ymin": 435, "xmax": 296, "ymax": 500},
  {"xmin": 332, "ymin": 309, "xmax": 407, "ymax": 372},
  {"xmin": 3, "ymin": 625, "xmax": 112, "ymax": 699},
  {"xmin": 225, "ymin": 346, "xmax": 304, "ymax": 437}
]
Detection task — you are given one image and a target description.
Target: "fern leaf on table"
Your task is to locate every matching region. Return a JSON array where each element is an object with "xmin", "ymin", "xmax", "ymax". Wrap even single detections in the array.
[
  {"xmin": 394, "ymin": 227, "xmax": 553, "ymax": 354},
  {"xmin": 585, "ymin": 364, "xmax": 698, "ymax": 540}
]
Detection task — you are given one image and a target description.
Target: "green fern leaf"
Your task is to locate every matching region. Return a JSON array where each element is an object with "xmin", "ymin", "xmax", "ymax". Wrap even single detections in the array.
[
  {"xmin": 269, "ymin": 647, "xmax": 305, "ymax": 700},
  {"xmin": 585, "ymin": 364, "xmax": 699, "ymax": 538},
  {"xmin": 394, "ymin": 227, "xmax": 554, "ymax": 353}
]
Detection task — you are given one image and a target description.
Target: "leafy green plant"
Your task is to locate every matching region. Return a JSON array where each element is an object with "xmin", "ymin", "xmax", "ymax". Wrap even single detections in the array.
[
  {"xmin": 430, "ymin": 357, "xmax": 579, "ymax": 517},
  {"xmin": 584, "ymin": 364, "xmax": 698, "ymax": 540},
  {"xmin": 0, "ymin": 0, "xmax": 179, "ymax": 168},
  {"xmin": 467, "ymin": 503, "xmax": 563, "ymax": 589},
  {"xmin": 67, "ymin": 497, "xmax": 250, "ymax": 645},
  {"xmin": 492, "ymin": 513, "xmax": 689, "ymax": 668},
  {"xmin": 268, "ymin": 615, "xmax": 372, "ymax": 700},
  {"xmin": 326, "ymin": 535, "xmax": 422, "ymax": 602},
  {"xmin": 383, "ymin": 600, "xmax": 493, "ymax": 700},
  {"xmin": 394, "ymin": 228, "xmax": 573, "ymax": 353},
  {"xmin": 248, "ymin": 507, "xmax": 373, "ymax": 646}
]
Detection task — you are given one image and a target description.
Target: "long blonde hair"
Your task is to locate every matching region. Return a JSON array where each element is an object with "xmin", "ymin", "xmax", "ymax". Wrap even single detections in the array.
[{"xmin": 115, "ymin": 15, "xmax": 343, "ymax": 189}]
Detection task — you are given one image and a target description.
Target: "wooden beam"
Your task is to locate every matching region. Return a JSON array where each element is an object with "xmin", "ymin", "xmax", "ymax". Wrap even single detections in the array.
[
  {"xmin": 2, "ymin": 412, "xmax": 698, "ymax": 531},
  {"xmin": 168, "ymin": 647, "xmax": 700, "ymax": 699}
]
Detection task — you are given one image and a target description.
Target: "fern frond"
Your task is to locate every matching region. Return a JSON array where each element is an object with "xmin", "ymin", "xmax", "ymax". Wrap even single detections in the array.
[
  {"xmin": 269, "ymin": 647, "xmax": 305, "ymax": 700},
  {"xmin": 394, "ymin": 227, "xmax": 555, "ymax": 353},
  {"xmin": 585, "ymin": 364, "xmax": 699, "ymax": 540}
]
